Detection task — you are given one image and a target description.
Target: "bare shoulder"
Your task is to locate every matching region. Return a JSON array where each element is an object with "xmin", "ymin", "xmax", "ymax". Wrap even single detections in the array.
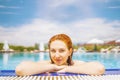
[{"xmin": 73, "ymin": 60, "xmax": 86, "ymax": 66}]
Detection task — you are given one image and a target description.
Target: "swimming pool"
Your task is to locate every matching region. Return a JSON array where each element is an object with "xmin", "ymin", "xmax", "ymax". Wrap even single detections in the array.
[{"xmin": 0, "ymin": 52, "xmax": 120, "ymax": 70}]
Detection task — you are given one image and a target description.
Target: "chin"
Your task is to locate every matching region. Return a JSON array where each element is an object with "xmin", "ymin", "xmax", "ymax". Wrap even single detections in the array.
[
  {"xmin": 54, "ymin": 62, "xmax": 62, "ymax": 66},
  {"xmin": 56, "ymin": 63, "xmax": 62, "ymax": 66},
  {"xmin": 56, "ymin": 62, "xmax": 66, "ymax": 66}
]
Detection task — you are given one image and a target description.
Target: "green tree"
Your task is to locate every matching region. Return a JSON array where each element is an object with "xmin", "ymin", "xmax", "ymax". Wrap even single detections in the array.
[{"xmin": 0, "ymin": 43, "xmax": 3, "ymax": 50}]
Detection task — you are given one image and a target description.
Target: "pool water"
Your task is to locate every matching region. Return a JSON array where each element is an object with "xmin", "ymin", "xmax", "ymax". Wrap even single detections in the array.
[{"xmin": 0, "ymin": 52, "xmax": 120, "ymax": 70}]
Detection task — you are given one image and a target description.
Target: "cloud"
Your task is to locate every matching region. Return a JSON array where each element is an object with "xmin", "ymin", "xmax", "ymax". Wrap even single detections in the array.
[
  {"xmin": 0, "ymin": 5, "xmax": 20, "ymax": 9},
  {"xmin": 0, "ymin": 19, "xmax": 70, "ymax": 46},
  {"xmin": 108, "ymin": 6, "xmax": 120, "ymax": 9},
  {"xmin": 47, "ymin": 0, "xmax": 75, "ymax": 8},
  {"xmin": 0, "ymin": 18, "xmax": 120, "ymax": 46},
  {"xmin": 0, "ymin": 5, "xmax": 21, "ymax": 15},
  {"xmin": 69, "ymin": 18, "xmax": 120, "ymax": 42},
  {"xmin": 0, "ymin": 12, "xmax": 19, "ymax": 15},
  {"xmin": 45, "ymin": 0, "xmax": 106, "ymax": 8},
  {"xmin": 36, "ymin": 0, "xmax": 108, "ymax": 21}
]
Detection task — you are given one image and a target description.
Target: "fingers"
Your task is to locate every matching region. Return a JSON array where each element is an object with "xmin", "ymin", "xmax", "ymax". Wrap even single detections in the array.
[
  {"xmin": 55, "ymin": 65, "xmax": 66, "ymax": 70},
  {"xmin": 57, "ymin": 68, "xmax": 66, "ymax": 73}
]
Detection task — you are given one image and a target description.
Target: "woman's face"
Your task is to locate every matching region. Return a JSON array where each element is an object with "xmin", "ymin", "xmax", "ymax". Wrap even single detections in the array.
[{"xmin": 50, "ymin": 40, "xmax": 71, "ymax": 66}]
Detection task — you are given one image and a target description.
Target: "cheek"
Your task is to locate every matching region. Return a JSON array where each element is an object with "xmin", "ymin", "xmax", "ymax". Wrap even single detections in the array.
[
  {"xmin": 50, "ymin": 53, "xmax": 58, "ymax": 62},
  {"xmin": 62, "ymin": 52, "xmax": 70, "ymax": 59},
  {"xmin": 65, "ymin": 51, "xmax": 70, "ymax": 56},
  {"xmin": 50, "ymin": 54, "xmax": 54, "ymax": 59}
]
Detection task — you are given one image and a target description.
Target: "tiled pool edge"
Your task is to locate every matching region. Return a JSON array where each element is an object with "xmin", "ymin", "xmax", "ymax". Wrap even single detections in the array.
[{"xmin": 0, "ymin": 69, "xmax": 120, "ymax": 76}]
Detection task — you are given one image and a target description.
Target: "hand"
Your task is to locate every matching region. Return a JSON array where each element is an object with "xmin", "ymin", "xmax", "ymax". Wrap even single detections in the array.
[
  {"xmin": 56, "ymin": 67, "xmax": 67, "ymax": 73},
  {"xmin": 53, "ymin": 64, "xmax": 66, "ymax": 71},
  {"xmin": 50, "ymin": 64, "xmax": 66, "ymax": 72},
  {"xmin": 54, "ymin": 65, "xmax": 66, "ymax": 71}
]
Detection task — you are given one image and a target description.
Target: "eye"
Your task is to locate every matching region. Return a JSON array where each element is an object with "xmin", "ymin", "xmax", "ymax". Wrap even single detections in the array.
[
  {"xmin": 50, "ymin": 49, "xmax": 56, "ymax": 53},
  {"xmin": 59, "ymin": 49, "xmax": 65, "ymax": 53}
]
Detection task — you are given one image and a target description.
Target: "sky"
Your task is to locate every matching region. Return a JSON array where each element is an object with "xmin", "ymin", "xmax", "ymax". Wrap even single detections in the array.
[{"xmin": 0, "ymin": 0, "xmax": 120, "ymax": 46}]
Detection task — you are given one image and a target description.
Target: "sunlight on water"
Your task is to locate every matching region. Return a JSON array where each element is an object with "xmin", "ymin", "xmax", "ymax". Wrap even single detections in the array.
[{"xmin": 0, "ymin": 52, "xmax": 120, "ymax": 70}]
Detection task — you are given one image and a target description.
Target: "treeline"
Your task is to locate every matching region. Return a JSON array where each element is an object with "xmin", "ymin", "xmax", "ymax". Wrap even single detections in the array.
[
  {"xmin": 0, "ymin": 43, "xmax": 47, "ymax": 52},
  {"xmin": 0, "ymin": 42, "xmax": 111, "ymax": 52},
  {"xmin": 0, "ymin": 42, "xmax": 79, "ymax": 52}
]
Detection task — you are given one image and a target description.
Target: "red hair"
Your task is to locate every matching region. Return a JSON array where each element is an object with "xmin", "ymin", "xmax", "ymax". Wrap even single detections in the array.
[{"xmin": 48, "ymin": 34, "xmax": 73, "ymax": 65}]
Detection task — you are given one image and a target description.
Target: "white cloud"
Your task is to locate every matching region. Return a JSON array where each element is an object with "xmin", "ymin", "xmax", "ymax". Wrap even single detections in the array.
[
  {"xmin": 46, "ymin": 0, "xmax": 106, "ymax": 8},
  {"xmin": 69, "ymin": 18, "xmax": 120, "ymax": 42},
  {"xmin": 0, "ymin": 12, "xmax": 19, "ymax": 15},
  {"xmin": 0, "ymin": 18, "xmax": 120, "ymax": 46},
  {"xmin": 36, "ymin": 0, "xmax": 107, "ymax": 21},
  {"xmin": 48, "ymin": 0, "xmax": 75, "ymax": 8},
  {"xmin": 0, "ymin": 5, "xmax": 21, "ymax": 15},
  {"xmin": 108, "ymin": 6, "xmax": 120, "ymax": 9},
  {"xmin": 0, "ymin": 5, "xmax": 20, "ymax": 9}
]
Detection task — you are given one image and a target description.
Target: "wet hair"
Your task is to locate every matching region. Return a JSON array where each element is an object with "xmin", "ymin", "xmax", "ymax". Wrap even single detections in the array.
[{"xmin": 48, "ymin": 33, "xmax": 74, "ymax": 65}]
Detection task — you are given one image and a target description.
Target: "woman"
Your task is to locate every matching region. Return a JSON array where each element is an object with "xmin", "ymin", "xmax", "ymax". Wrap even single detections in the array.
[{"xmin": 15, "ymin": 34, "xmax": 105, "ymax": 76}]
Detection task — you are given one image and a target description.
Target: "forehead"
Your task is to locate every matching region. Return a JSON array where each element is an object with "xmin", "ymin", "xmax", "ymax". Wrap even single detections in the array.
[{"xmin": 50, "ymin": 40, "xmax": 67, "ymax": 49}]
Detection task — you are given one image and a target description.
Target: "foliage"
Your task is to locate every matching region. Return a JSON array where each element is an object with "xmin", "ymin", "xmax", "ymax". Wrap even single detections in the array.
[
  {"xmin": 0, "ymin": 42, "xmax": 117, "ymax": 52},
  {"xmin": 34, "ymin": 43, "xmax": 39, "ymax": 50},
  {"xmin": 0, "ymin": 43, "xmax": 4, "ymax": 50},
  {"xmin": 10, "ymin": 45, "xmax": 26, "ymax": 52}
]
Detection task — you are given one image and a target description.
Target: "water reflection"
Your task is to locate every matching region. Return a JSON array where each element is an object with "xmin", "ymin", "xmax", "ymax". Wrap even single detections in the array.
[
  {"xmin": 39, "ymin": 52, "xmax": 44, "ymax": 60},
  {"xmin": 3, "ymin": 53, "xmax": 9, "ymax": 66},
  {"xmin": 0, "ymin": 52, "xmax": 120, "ymax": 70}
]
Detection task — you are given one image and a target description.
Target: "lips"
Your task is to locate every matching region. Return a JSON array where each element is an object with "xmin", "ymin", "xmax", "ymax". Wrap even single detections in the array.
[
  {"xmin": 56, "ymin": 59, "xmax": 62, "ymax": 62},
  {"xmin": 55, "ymin": 58, "xmax": 62, "ymax": 63}
]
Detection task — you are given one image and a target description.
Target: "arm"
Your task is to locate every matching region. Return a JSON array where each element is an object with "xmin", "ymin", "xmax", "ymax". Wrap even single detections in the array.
[
  {"xmin": 65, "ymin": 62, "xmax": 105, "ymax": 75},
  {"xmin": 15, "ymin": 61, "xmax": 65, "ymax": 76}
]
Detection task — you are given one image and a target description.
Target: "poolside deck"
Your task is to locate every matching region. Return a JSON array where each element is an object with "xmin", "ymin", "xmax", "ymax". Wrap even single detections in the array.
[
  {"xmin": 0, "ymin": 75, "xmax": 120, "ymax": 80},
  {"xmin": 0, "ymin": 69, "xmax": 120, "ymax": 80}
]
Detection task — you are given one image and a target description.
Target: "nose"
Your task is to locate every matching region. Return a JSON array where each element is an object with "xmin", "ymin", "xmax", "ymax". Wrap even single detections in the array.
[{"xmin": 55, "ymin": 52, "xmax": 60, "ymax": 58}]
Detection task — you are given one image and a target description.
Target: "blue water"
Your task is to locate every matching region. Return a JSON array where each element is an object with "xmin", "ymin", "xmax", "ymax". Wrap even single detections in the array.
[{"xmin": 0, "ymin": 52, "xmax": 120, "ymax": 70}]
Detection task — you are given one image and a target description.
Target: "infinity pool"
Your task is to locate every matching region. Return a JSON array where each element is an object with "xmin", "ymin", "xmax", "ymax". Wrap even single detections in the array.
[{"xmin": 0, "ymin": 52, "xmax": 120, "ymax": 70}]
